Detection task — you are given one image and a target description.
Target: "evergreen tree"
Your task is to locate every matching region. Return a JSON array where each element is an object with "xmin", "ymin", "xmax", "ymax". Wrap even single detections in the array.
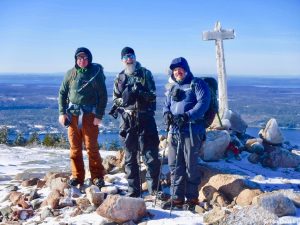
[
  {"xmin": 0, "ymin": 126, "xmax": 9, "ymax": 145},
  {"xmin": 14, "ymin": 132, "xmax": 27, "ymax": 146},
  {"xmin": 27, "ymin": 132, "xmax": 41, "ymax": 146}
]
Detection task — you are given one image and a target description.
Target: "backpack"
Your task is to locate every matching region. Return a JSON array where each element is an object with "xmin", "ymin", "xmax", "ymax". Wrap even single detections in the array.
[{"xmin": 191, "ymin": 77, "xmax": 219, "ymax": 128}]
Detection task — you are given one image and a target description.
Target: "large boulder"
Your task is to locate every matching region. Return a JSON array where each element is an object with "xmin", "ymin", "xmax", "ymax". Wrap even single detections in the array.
[
  {"xmin": 259, "ymin": 118, "xmax": 284, "ymax": 145},
  {"xmin": 219, "ymin": 205, "xmax": 278, "ymax": 225},
  {"xmin": 224, "ymin": 110, "xmax": 248, "ymax": 134},
  {"xmin": 199, "ymin": 174, "xmax": 259, "ymax": 202},
  {"xmin": 200, "ymin": 130, "xmax": 231, "ymax": 161},
  {"xmin": 253, "ymin": 192, "xmax": 297, "ymax": 217},
  {"xmin": 262, "ymin": 146, "xmax": 300, "ymax": 168},
  {"xmin": 96, "ymin": 195, "xmax": 146, "ymax": 223}
]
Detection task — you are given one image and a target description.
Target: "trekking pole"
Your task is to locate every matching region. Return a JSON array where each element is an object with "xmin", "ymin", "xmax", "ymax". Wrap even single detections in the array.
[
  {"xmin": 170, "ymin": 131, "xmax": 181, "ymax": 216},
  {"xmin": 135, "ymin": 111, "xmax": 143, "ymax": 198},
  {"xmin": 153, "ymin": 124, "xmax": 170, "ymax": 207}
]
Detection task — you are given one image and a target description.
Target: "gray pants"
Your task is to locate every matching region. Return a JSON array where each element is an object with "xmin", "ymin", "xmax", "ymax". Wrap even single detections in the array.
[{"xmin": 168, "ymin": 132, "xmax": 203, "ymax": 201}]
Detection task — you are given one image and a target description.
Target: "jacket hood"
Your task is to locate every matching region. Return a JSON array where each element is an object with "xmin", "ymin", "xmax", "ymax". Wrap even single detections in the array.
[
  {"xmin": 75, "ymin": 47, "xmax": 93, "ymax": 66},
  {"xmin": 169, "ymin": 57, "xmax": 190, "ymax": 72},
  {"xmin": 169, "ymin": 57, "xmax": 193, "ymax": 84}
]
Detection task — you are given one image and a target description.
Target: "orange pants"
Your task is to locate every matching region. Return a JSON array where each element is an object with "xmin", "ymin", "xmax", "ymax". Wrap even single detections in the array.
[{"xmin": 68, "ymin": 113, "xmax": 105, "ymax": 184}]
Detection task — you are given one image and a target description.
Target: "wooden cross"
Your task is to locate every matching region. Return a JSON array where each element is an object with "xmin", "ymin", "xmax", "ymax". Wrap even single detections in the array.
[{"xmin": 203, "ymin": 21, "xmax": 235, "ymax": 117}]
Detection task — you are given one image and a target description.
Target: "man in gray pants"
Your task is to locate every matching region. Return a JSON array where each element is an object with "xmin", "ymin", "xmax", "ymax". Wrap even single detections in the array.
[{"xmin": 162, "ymin": 57, "xmax": 211, "ymax": 210}]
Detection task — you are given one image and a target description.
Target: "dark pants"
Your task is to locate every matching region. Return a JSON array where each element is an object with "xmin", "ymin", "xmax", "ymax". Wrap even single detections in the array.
[
  {"xmin": 168, "ymin": 131, "xmax": 203, "ymax": 201},
  {"xmin": 120, "ymin": 112, "xmax": 160, "ymax": 196}
]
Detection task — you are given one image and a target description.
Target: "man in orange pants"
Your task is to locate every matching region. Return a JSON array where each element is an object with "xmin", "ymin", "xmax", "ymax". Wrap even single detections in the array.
[{"xmin": 58, "ymin": 47, "xmax": 107, "ymax": 189}]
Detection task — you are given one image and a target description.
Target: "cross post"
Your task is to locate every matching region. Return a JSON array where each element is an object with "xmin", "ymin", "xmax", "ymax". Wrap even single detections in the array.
[{"xmin": 203, "ymin": 21, "xmax": 235, "ymax": 117}]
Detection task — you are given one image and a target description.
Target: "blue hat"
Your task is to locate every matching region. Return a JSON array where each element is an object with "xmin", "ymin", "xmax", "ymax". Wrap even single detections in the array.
[{"xmin": 169, "ymin": 57, "xmax": 190, "ymax": 72}]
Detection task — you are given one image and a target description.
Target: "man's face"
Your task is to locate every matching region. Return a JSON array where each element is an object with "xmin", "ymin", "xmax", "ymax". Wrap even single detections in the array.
[
  {"xmin": 76, "ymin": 53, "xmax": 89, "ymax": 68},
  {"xmin": 173, "ymin": 67, "xmax": 186, "ymax": 82},
  {"xmin": 122, "ymin": 54, "xmax": 136, "ymax": 65}
]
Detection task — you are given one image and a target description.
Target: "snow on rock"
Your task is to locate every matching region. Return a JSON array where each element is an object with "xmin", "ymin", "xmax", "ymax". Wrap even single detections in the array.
[
  {"xmin": 96, "ymin": 195, "xmax": 146, "ymax": 223},
  {"xmin": 259, "ymin": 118, "xmax": 284, "ymax": 145}
]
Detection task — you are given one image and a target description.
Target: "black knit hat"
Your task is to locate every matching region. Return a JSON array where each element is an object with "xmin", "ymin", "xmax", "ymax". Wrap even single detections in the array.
[
  {"xmin": 75, "ymin": 47, "xmax": 93, "ymax": 65},
  {"xmin": 121, "ymin": 47, "xmax": 135, "ymax": 59}
]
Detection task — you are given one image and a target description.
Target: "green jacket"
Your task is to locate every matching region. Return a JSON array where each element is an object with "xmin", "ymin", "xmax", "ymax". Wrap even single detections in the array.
[{"xmin": 58, "ymin": 63, "xmax": 107, "ymax": 119}]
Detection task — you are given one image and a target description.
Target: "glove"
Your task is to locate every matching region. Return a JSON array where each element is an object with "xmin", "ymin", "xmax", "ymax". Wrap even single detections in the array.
[
  {"xmin": 163, "ymin": 112, "xmax": 173, "ymax": 129},
  {"xmin": 173, "ymin": 113, "xmax": 189, "ymax": 128}
]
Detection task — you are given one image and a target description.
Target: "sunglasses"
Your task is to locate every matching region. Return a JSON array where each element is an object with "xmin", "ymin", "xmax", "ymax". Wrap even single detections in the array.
[
  {"xmin": 77, "ymin": 56, "xmax": 89, "ymax": 61},
  {"xmin": 122, "ymin": 54, "xmax": 135, "ymax": 60}
]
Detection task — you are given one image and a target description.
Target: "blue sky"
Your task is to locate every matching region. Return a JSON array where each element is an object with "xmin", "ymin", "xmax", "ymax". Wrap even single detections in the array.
[{"xmin": 0, "ymin": 0, "xmax": 299, "ymax": 76}]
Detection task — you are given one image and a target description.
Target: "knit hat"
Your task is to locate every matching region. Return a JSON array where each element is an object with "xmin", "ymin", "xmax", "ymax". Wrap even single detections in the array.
[
  {"xmin": 75, "ymin": 47, "xmax": 93, "ymax": 65},
  {"xmin": 121, "ymin": 47, "xmax": 135, "ymax": 59},
  {"xmin": 169, "ymin": 57, "xmax": 190, "ymax": 72}
]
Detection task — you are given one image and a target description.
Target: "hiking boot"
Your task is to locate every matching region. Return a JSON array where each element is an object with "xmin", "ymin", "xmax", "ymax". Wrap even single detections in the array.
[
  {"xmin": 68, "ymin": 178, "xmax": 81, "ymax": 187},
  {"xmin": 93, "ymin": 178, "xmax": 105, "ymax": 189},
  {"xmin": 161, "ymin": 198, "xmax": 184, "ymax": 210}
]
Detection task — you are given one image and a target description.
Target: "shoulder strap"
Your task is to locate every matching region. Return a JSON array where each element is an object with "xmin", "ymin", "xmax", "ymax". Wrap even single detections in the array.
[{"xmin": 67, "ymin": 68, "xmax": 77, "ymax": 86}]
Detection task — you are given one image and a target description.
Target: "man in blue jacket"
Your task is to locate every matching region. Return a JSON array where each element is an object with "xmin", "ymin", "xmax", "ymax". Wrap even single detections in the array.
[{"xmin": 162, "ymin": 57, "xmax": 211, "ymax": 210}]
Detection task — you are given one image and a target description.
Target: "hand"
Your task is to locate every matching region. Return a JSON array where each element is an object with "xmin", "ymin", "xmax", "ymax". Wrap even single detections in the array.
[
  {"xmin": 59, "ymin": 115, "xmax": 67, "ymax": 126},
  {"xmin": 93, "ymin": 118, "xmax": 102, "ymax": 126},
  {"xmin": 173, "ymin": 113, "xmax": 189, "ymax": 128}
]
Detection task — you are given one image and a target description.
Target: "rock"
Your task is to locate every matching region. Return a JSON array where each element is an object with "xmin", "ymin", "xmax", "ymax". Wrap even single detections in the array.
[
  {"xmin": 49, "ymin": 177, "xmax": 69, "ymax": 195},
  {"xmin": 96, "ymin": 195, "xmax": 146, "ymax": 223},
  {"xmin": 247, "ymin": 153, "xmax": 260, "ymax": 164},
  {"xmin": 101, "ymin": 186, "xmax": 119, "ymax": 195},
  {"xmin": 11, "ymin": 209, "xmax": 34, "ymax": 220},
  {"xmin": 21, "ymin": 177, "xmax": 40, "ymax": 187},
  {"xmin": 36, "ymin": 180, "xmax": 46, "ymax": 189},
  {"xmin": 259, "ymin": 118, "xmax": 284, "ymax": 145},
  {"xmin": 30, "ymin": 199, "xmax": 43, "ymax": 210},
  {"xmin": 235, "ymin": 189, "xmax": 263, "ymax": 206},
  {"xmin": 200, "ymin": 130, "xmax": 231, "ymax": 161},
  {"xmin": 225, "ymin": 110, "xmax": 248, "ymax": 134},
  {"xmin": 0, "ymin": 205, "xmax": 12, "ymax": 218},
  {"xmin": 203, "ymin": 206, "xmax": 228, "ymax": 224},
  {"xmin": 27, "ymin": 189, "xmax": 40, "ymax": 201},
  {"xmin": 59, "ymin": 196, "xmax": 74, "ymax": 208},
  {"xmin": 3, "ymin": 185, "xmax": 18, "ymax": 192},
  {"xmin": 194, "ymin": 205, "xmax": 205, "ymax": 214},
  {"xmin": 9, "ymin": 191, "xmax": 23, "ymax": 205},
  {"xmin": 43, "ymin": 190, "xmax": 61, "ymax": 209},
  {"xmin": 245, "ymin": 139, "xmax": 264, "ymax": 155},
  {"xmin": 199, "ymin": 174, "xmax": 257, "ymax": 202},
  {"xmin": 219, "ymin": 205, "xmax": 278, "ymax": 225},
  {"xmin": 15, "ymin": 172, "xmax": 45, "ymax": 181},
  {"xmin": 274, "ymin": 189, "xmax": 300, "ymax": 208},
  {"xmin": 70, "ymin": 207, "xmax": 83, "ymax": 217},
  {"xmin": 44, "ymin": 172, "xmax": 71, "ymax": 186},
  {"xmin": 40, "ymin": 207, "xmax": 54, "ymax": 220},
  {"xmin": 262, "ymin": 147, "xmax": 300, "ymax": 168},
  {"xmin": 253, "ymin": 192, "xmax": 296, "ymax": 217},
  {"xmin": 85, "ymin": 185, "xmax": 105, "ymax": 207},
  {"xmin": 76, "ymin": 198, "xmax": 91, "ymax": 211}
]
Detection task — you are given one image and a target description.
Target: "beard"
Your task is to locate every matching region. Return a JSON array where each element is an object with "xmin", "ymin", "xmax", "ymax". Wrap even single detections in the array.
[{"xmin": 124, "ymin": 62, "xmax": 136, "ymax": 75}]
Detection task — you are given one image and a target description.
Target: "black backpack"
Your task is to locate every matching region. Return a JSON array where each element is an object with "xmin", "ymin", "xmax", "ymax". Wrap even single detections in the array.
[{"xmin": 191, "ymin": 77, "xmax": 219, "ymax": 128}]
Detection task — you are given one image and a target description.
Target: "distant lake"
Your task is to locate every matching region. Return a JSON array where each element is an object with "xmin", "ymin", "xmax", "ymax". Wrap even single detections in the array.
[{"xmin": 247, "ymin": 127, "xmax": 299, "ymax": 146}]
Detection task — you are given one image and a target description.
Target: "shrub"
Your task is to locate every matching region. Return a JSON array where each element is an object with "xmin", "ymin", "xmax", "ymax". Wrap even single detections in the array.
[
  {"xmin": 0, "ymin": 126, "xmax": 9, "ymax": 145},
  {"xmin": 14, "ymin": 132, "xmax": 27, "ymax": 146}
]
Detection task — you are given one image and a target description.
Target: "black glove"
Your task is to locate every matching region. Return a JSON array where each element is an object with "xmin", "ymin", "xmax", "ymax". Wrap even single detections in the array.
[
  {"xmin": 163, "ymin": 112, "xmax": 173, "ymax": 129},
  {"xmin": 122, "ymin": 85, "xmax": 137, "ymax": 107},
  {"xmin": 173, "ymin": 113, "xmax": 189, "ymax": 128},
  {"xmin": 108, "ymin": 104, "xmax": 118, "ymax": 119}
]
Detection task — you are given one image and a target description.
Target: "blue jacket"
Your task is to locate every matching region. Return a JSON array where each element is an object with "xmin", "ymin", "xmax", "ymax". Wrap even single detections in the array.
[{"xmin": 163, "ymin": 69, "xmax": 211, "ymax": 135}]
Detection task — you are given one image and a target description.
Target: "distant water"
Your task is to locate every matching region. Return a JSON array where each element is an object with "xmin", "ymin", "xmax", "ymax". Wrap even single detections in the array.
[{"xmin": 247, "ymin": 127, "xmax": 299, "ymax": 146}]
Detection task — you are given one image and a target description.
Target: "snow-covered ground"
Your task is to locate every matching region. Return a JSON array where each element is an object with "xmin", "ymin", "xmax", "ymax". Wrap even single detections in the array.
[{"xmin": 0, "ymin": 144, "xmax": 299, "ymax": 224}]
